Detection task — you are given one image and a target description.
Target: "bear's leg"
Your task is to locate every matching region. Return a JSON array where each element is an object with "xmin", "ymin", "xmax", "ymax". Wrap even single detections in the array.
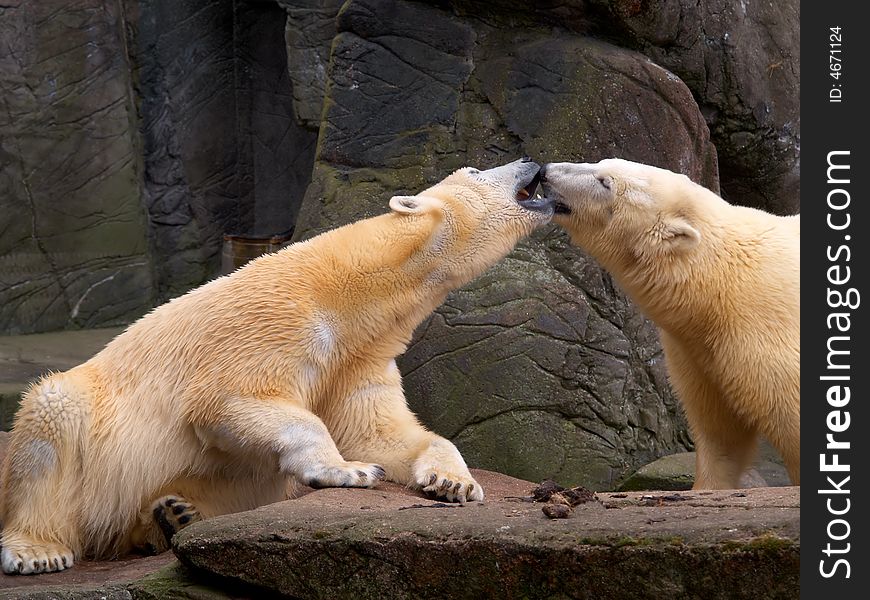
[
  {"xmin": 760, "ymin": 410, "xmax": 800, "ymax": 485},
  {"xmin": 190, "ymin": 397, "xmax": 386, "ymax": 489},
  {"xmin": 1, "ymin": 376, "xmax": 87, "ymax": 574},
  {"xmin": 333, "ymin": 361, "xmax": 484, "ymax": 503},
  {"xmin": 690, "ymin": 415, "xmax": 758, "ymax": 490},
  {"xmin": 663, "ymin": 337, "xmax": 758, "ymax": 490}
]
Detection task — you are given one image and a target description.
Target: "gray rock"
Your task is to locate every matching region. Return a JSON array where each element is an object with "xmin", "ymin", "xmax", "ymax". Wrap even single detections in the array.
[
  {"xmin": 172, "ymin": 470, "xmax": 800, "ymax": 599},
  {"xmin": 235, "ymin": 0, "xmax": 318, "ymax": 237},
  {"xmin": 126, "ymin": 563, "xmax": 263, "ymax": 600},
  {"xmin": 431, "ymin": 0, "xmax": 799, "ymax": 215},
  {"xmin": 755, "ymin": 439, "xmax": 793, "ymax": 487},
  {"xmin": 617, "ymin": 452, "xmax": 771, "ymax": 492},
  {"xmin": 583, "ymin": 0, "xmax": 800, "ymax": 215},
  {"xmin": 293, "ymin": 0, "xmax": 718, "ymax": 489},
  {"xmin": 0, "ymin": 0, "xmax": 155, "ymax": 335},
  {"xmin": 278, "ymin": 0, "xmax": 345, "ymax": 130},
  {"xmin": 0, "ymin": 550, "xmax": 174, "ymax": 599},
  {"xmin": 0, "ymin": 587, "xmax": 131, "ymax": 600},
  {"xmin": 128, "ymin": 0, "xmax": 317, "ymax": 302}
]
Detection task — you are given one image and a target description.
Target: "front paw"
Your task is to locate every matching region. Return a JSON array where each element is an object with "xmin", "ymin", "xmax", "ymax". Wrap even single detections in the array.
[
  {"xmin": 415, "ymin": 469, "xmax": 484, "ymax": 503},
  {"xmin": 303, "ymin": 461, "xmax": 386, "ymax": 489},
  {"xmin": 1, "ymin": 539, "xmax": 74, "ymax": 575}
]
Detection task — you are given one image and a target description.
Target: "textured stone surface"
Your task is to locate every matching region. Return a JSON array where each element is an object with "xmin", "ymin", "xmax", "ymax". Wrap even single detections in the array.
[
  {"xmin": 173, "ymin": 470, "xmax": 800, "ymax": 599},
  {"xmin": 128, "ymin": 0, "xmax": 317, "ymax": 303},
  {"xmin": 235, "ymin": 0, "xmax": 318, "ymax": 237},
  {"xmin": 130, "ymin": 0, "xmax": 241, "ymax": 301},
  {"xmin": 293, "ymin": 0, "xmax": 718, "ymax": 489},
  {"xmin": 126, "ymin": 563, "xmax": 274, "ymax": 600},
  {"xmin": 0, "ymin": 0, "xmax": 155, "ymax": 336},
  {"xmin": 426, "ymin": 0, "xmax": 799, "ymax": 215},
  {"xmin": 584, "ymin": 0, "xmax": 800, "ymax": 214},
  {"xmin": 278, "ymin": 0, "xmax": 345, "ymax": 130},
  {"xmin": 0, "ymin": 551, "xmax": 174, "ymax": 597},
  {"xmin": 0, "ymin": 468, "xmax": 799, "ymax": 598},
  {"xmin": 0, "ymin": 587, "xmax": 131, "ymax": 600}
]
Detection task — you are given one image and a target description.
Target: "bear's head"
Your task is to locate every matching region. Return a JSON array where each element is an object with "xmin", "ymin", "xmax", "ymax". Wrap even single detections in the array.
[
  {"xmin": 541, "ymin": 158, "xmax": 705, "ymax": 271},
  {"xmin": 388, "ymin": 157, "xmax": 553, "ymax": 288}
]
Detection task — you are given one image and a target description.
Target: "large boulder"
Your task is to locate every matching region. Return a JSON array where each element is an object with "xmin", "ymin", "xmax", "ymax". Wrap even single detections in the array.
[
  {"xmin": 0, "ymin": 470, "xmax": 799, "ymax": 598},
  {"xmin": 434, "ymin": 0, "xmax": 800, "ymax": 215},
  {"xmin": 172, "ymin": 470, "xmax": 800, "ymax": 599},
  {"xmin": 293, "ymin": 0, "xmax": 718, "ymax": 489},
  {"xmin": 0, "ymin": 0, "xmax": 154, "ymax": 335},
  {"xmin": 584, "ymin": 0, "xmax": 800, "ymax": 214}
]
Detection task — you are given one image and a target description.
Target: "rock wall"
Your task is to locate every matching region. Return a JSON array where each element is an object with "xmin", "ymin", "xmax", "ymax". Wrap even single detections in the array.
[
  {"xmin": 0, "ymin": 0, "xmax": 154, "ymax": 335},
  {"xmin": 291, "ymin": 0, "xmax": 722, "ymax": 488},
  {"xmin": 585, "ymin": 0, "xmax": 800, "ymax": 215},
  {"xmin": 130, "ymin": 0, "xmax": 317, "ymax": 302},
  {"xmin": 0, "ymin": 0, "xmax": 798, "ymax": 488},
  {"xmin": 0, "ymin": 0, "xmax": 319, "ymax": 328}
]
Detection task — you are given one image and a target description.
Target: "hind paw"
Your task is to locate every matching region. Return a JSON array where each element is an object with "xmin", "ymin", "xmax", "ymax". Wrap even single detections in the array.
[{"xmin": 152, "ymin": 495, "xmax": 202, "ymax": 545}]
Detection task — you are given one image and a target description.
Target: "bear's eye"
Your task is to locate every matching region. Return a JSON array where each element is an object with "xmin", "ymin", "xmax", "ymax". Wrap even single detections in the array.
[
  {"xmin": 468, "ymin": 168, "xmax": 480, "ymax": 175},
  {"xmin": 597, "ymin": 176, "xmax": 612, "ymax": 191}
]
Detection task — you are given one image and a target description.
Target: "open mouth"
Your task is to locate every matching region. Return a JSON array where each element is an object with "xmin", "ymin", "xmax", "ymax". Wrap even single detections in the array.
[{"xmin": 515, "ymin": 170, "xmax": 552, "ymax": 212}]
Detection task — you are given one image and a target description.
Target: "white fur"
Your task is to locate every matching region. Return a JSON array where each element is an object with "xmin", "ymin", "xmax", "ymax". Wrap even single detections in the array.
[
  {"xmin": 1, "ymin": 161, "xmax": 547, "ymax": 573},
  {"xmin": 548, "ymin": 158, "xmax": 800, "ymax": 489}
]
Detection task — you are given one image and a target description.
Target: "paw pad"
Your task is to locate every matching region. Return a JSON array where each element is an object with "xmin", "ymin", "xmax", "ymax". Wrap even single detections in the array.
[{"xmin": 152, "ymin": 495, "xmax": 201, "ymax": 545}]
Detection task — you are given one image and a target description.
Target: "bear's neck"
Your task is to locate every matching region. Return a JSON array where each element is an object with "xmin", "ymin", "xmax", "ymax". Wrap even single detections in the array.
[
  {"xmin": 610, "ymin": 224, "xmax": 746, "ymax": 342},
  {"xmin": 296, "ymin": 217, "xmax": 455, "ymax": 359}
]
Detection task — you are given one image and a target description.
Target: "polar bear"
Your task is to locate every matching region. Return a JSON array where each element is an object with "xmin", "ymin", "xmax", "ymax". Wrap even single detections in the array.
[
  {"xmin": 540, "ymin": 158, "xmax": 799, "ymax": 490},
  {"xmin": 0, "ymin": 158, "xmax": 552, "ymax": 575}
]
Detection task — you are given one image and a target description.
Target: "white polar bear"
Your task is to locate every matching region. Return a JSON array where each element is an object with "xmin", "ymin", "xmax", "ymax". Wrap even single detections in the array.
[
  {"xmin": 541, "ymin": 158, "xmax": 799, "ymax": 490},
  {"xmin": 0, "ymin": 159, "xmax": 552, "ymax": 574}
]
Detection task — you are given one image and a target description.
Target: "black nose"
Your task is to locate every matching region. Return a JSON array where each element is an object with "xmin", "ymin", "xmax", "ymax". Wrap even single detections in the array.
[{"xmin": 521, "ymin": 155, "xmax": 532, "ymax": 163}]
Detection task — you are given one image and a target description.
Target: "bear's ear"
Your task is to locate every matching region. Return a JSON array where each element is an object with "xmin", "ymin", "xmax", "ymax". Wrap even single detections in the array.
[
  {"xmin": 661, "ymin": 216, "xmax": 701, "ymax": 250},
  {"xmin": 389, "ymin": 195, "xmax": 442, "ymax": 215}
]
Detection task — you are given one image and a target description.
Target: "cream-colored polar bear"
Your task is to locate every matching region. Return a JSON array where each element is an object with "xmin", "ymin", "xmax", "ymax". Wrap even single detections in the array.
[
  {"xmin": 0, "ymin": 159, "xmax": 552, "ymax": 574},
  {"xmin": 541, "ymin": 158, "xmax": 799, "ymax": 490}
]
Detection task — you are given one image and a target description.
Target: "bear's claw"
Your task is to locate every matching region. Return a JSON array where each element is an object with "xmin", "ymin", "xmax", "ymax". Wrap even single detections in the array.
[
  {"xmin": 305, "ymin": 461, "xmax": 385, "ymax": 489},
  {"xmin": 0, "ymin": 540, "xmax": 74, "ymax": 575},
  {"xmin": 417, "ymin": 470, "xmax": 484, "ymax": 503}
]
